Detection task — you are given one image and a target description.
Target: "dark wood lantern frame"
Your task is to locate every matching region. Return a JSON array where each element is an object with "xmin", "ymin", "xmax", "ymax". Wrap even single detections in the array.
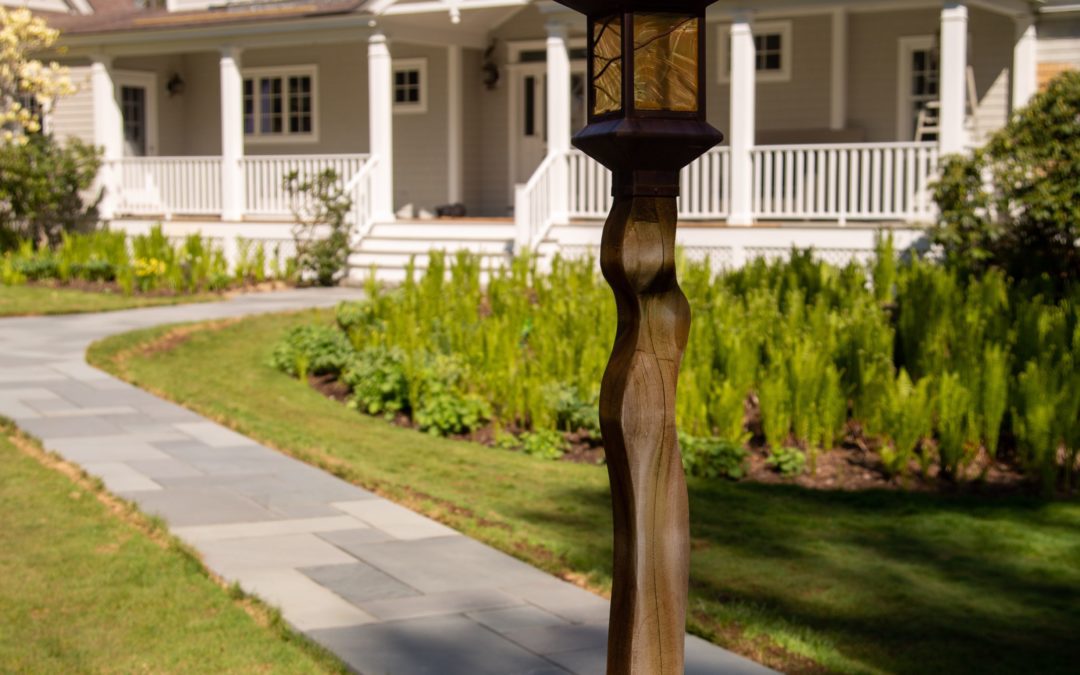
[{"xmin": 553, "ymin": 1, "xmax": 724, "ymax": 674}]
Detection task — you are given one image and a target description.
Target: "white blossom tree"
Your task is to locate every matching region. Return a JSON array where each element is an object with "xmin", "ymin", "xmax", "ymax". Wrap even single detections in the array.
[{"xmin": 0, "ymin": 8, "xmax": 74, "ymax": 144}]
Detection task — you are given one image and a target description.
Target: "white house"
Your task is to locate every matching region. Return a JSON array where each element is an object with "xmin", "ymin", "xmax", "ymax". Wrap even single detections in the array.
[{"xmin": 19, "ymin": 0, "xmax": 1080, "ymax": 279}]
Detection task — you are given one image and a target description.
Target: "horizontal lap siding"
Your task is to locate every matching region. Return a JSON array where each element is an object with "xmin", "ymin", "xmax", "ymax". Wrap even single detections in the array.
[
  {"xmin": 1038, "ymin": 17, "xmax": 1080, "ymax": 87},
  {"xmin": 49, "ymin": 65, "xmax": 94, "ymax": 144}
]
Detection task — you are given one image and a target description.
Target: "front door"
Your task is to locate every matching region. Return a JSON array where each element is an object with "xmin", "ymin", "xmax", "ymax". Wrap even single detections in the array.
[
  {"xmin": 897, "ymin": 37, "xmax": 939, "ymax": 141},
  {"xmin": 115, "ymin": 72, "xmax": 158, "ymax": 157},
  {"xmin": 511, "ymin": 63, "xmax": 588, "ymax": 187}
]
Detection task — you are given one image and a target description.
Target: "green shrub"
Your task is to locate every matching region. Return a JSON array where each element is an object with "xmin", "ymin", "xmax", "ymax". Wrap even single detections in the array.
[
  {"xmin": 547, "ymin": 384, "xmax": 600, "ymax": 437},
  {"xmin": 935, "ymin": 372, "xmax": 978, "ymax": 480},
  {"xmin": 0, "ymin": 134, "xmax": 101, "ymax": 246},
  {"xmin": 414, "ymin": 356, "xmax": 491, "ymax": 436},
  {"xmin": 269, "ymin": 324, "xmax": 353, "ymax": 380},
  {"xmin": 879, "ymin": 371, "xmax": 934, "ymax": 478},
  {"xmin": 932, "ymin": 71, "xmax": 1080, "ymax": 289},
  {"xmin": 679, "ymin": 434, "xmax": 748, "ymax": 480},
  {"xmin": 767, "ymin": 446, "xmax": 807, "ymax": 478},
  {"xmin": 342, "ymin": 347, "xmax": 409, "ymax": 417},
  {"xmin": 284, "ymin": 169, "xmax": 351, "ymax": 287},
  {"xmin": 518, "ymin": 430, "xmax": 568, "ymax": 460}
]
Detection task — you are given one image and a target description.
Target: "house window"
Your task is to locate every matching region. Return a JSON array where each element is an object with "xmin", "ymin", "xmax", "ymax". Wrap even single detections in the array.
[
  {"xmin": 242, "ymin": 66, "xmax": 317, "ymax": 141},
  {"xmin": 718, "ymin": 21, "xmax": 793, "ymax": 83},
  {"xmin": 393, "ymin": 59, "xmax": 427, "ymax": 114}
]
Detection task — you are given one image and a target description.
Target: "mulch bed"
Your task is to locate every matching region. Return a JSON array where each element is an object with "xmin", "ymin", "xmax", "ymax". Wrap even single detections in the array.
[{"xmin": 307, "ymin": 373, "xmax": 1046, "ymax": 496}]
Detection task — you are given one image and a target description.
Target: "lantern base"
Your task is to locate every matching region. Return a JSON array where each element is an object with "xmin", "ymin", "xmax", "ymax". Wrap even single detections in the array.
[{"xmin": 572, "ymin": 117, "xmax": 722, "ymax": 198}]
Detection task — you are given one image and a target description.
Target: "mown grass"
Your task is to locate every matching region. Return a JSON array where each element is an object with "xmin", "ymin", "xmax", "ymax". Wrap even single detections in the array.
[
  {"xmin": 0, "ymin": 285, "xmax": 217, "ymax": 317},
  {"xmin": 88, "ymin": 310, "xmax": 1080, "ymax": 675},
  {"xmin": 0, "ymin": 422, "xmax": 345, "ymax": 674}
]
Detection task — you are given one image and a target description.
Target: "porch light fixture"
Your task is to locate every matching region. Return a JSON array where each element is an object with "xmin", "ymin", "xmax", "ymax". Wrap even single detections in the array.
[
  {"xmin": 166, "ymin": 73, "xmax": 185, "ymax": 97},
  {"xmin": 551, "ymin": 2, "xmax": 723, "ymax": 674}
]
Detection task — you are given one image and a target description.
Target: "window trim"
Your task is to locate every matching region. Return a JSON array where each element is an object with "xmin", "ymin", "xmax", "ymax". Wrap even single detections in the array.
[
  {"xmin": 717, "ymin": 20, "xmax": 793, "ymax": 84},
  {"xmin": 393, "ymin": 58, "xmax": 428, "ymax": 115},
  {"xmin": 241, "ymin": 65, "xmax": 319, "ymax": 145}
]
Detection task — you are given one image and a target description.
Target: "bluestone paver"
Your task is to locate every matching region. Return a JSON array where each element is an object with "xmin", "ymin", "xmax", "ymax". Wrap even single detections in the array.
[{"xmin": 0, "ymin": 289, "xmax": 777, "ymax": 674}]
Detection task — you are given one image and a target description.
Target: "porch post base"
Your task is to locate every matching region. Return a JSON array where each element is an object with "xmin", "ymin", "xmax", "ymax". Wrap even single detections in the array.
[{"xmin": 727, "ymin": 214, "xmax": 754, "ymax": 227}]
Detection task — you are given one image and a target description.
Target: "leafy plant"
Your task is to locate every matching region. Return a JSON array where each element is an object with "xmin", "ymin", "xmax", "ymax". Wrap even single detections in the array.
[
  {"xmin": 679, "ymin": 433, "xmax": 748, "ymax": 480},
  {"xmin": 879, "ymin": 370, "xmax": 934, "ymax": 478},
  {"xmin": 518, "ymin": 430, "xmax": 568, "ymax": 460},
  {"xmin": 269, "ymin": 324, "xmax": 352, "ymax": 380},
  {"xmin": 342, "ymin": 346, "xmax": 409, "ymax": 417},
  {"xmin": 767, "ymin": 446, "xmax": 807, "ymax": 478},
  {"xmin": 284, "ymin": 169, "xmax": 351, "ymax": 286},
  {"xmin": 414, "ymin": 355, "xmax": 491, "ymax": 436}
]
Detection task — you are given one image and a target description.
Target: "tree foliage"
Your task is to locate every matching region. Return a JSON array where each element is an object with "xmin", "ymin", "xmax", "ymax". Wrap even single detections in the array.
[
  {"xmin": 1, "ymin": 8, "xmax": 74, "ymax": 143},
  {"xmin": 932, "ymin": 71, "xmax": 1080, "ymax": 290}
]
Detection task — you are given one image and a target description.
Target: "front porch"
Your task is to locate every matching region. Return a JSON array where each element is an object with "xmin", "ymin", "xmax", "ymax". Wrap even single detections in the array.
[{"xmin": 63, "ymin": 0, "xmax": 1041, "ymax": 257}]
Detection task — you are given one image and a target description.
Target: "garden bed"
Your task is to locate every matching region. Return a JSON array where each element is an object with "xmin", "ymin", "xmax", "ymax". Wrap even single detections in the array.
[{"xmin": 89, "ymin": 311, "xmax": 1080, "ymax": 675}]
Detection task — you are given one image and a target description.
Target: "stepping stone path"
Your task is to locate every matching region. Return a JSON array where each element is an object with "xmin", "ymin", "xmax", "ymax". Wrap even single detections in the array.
[{"xmin": 0, "ymin": 289, "xmax": 775, "ymax": 675}]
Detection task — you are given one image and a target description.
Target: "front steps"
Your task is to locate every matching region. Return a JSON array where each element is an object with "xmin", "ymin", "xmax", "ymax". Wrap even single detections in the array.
[{"xmin": 347, "ymin": 220, "xmax": 518, "ymax": 284}]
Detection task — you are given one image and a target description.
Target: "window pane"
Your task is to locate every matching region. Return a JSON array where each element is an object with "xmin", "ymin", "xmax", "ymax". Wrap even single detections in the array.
[
  {"xmin": 764, "ymin": 53, "xmax": 781, "ymax": 71},
  {"xmin": 524, "ymin": 75, "xmax": 536, "ymax": 136},
  {"xmin": 592, "ymin": 14, "xmax": 622, "ymax": 115},
  {"xmin": 633, "ymin": 13, "xmax": 698, "ymax": 112},
  {"xmin": 765, "ymin": 34, "xmax": 781, "ymax": 51}
]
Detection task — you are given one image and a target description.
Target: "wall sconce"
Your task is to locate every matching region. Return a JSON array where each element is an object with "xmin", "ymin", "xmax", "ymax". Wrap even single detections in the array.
[
  {"xmin": 166, "ymin": 73, "xmax": 186, "ymax": 97},
  {"xmin": 482, "ymin": 41, "xmax": 500, "ymax": 90}
]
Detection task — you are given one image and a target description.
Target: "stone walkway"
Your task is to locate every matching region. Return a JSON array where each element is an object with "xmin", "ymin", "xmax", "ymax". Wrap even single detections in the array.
[{"xmin": 0, "ymin": 289, "xmax": 775, "ymax": 675}]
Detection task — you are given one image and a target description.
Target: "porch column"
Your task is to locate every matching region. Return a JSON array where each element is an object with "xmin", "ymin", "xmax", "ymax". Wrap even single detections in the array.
[
  {"xmin": 447, "ymin": 44, "xmax": 464, "ymax": 204},
  {"xmin": 1012, "ymin": 15, "xmax": 1038, "ymax": 112},
  {"xmin": 939, "ymin": 2, "xmax": 969, "ymax": 155},
  {"xmin": 728, "ymin": 15, "xmax": 756, "ymax": 226},
  {"xmin": 90, "ymin": 55, "xmax": 123, "ymax": 221},
  {"xmin": 830, "ymin": 9, "xmax": 848, "ymax": 131},
  {"xmin": 219, "ymin": 46, "xmax": 245, "ymax": 221},
  {"xmin": 546, "ymin": 20, "xmax": 571, "ymax": 224},
  {"xmin": 369, "ymin": 32, "xmax": 395, "ymax": 222}
]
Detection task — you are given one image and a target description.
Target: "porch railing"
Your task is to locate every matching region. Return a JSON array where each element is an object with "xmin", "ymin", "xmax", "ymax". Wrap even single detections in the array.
[
  {"xmin": 114, "ymin": 156, "xmax": 222, "ymax": 216},
  {"xmin": 244, "ymin": 154, "xmax": 370, "ymax": 216},
  {"xmin": 344, "ymin": 157, "xmax": 380, "ymax": 242},
  {"xmin": 567, "ymin": 147, "xmax": 732, "ymax": 221},
  {"xmin": 515, "ymin": 152, "xmax": 563, "ymax": 251},
  {"xmin": 751, "ymin": 142, "xmax": 940, "ymax": 223}
]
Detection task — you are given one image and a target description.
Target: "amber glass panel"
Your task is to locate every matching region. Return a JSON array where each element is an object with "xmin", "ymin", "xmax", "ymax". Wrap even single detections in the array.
[
  {"xmin": 592, "ymin": 15, "xmax": 623, "ymax": 116},
  {"xmin": 633, "ymin": 13, "xmax": 698, "ymax": 112}
]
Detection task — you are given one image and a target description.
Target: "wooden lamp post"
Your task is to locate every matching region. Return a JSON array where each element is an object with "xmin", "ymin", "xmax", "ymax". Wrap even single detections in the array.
[{"xmin": 551, "ymin": 3, "xmax": 723, "ymax": 673}]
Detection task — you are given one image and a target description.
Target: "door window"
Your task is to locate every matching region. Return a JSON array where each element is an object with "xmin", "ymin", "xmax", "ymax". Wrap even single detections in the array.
[
  {"xmin": 909, "ymin": 48, "xmax": 939, "ymax": 139},
  {"xmin": 121, "ymin": 85, "xmax": 147, "ymax": 156}
]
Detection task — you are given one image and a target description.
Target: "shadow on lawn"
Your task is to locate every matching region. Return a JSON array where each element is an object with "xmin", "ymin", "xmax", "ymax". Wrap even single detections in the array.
[{"xmin": 512, "ymin": 479, "xmax": 1080, "ymax": 675}]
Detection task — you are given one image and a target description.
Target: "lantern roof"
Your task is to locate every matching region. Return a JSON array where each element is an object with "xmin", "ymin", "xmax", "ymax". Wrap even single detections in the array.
[{"xmin": 551, "ymin": 0, "xmax": 718, "ymax": 16}]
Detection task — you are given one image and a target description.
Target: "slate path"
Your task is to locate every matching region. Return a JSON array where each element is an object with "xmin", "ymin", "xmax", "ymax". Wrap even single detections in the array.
[{"xmin": 0, "ymin": 289, "xmax": 775, "ymax": 675}]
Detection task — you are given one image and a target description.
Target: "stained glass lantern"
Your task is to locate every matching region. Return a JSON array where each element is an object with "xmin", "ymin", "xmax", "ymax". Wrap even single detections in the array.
[{"xmin": 555, "ymin": 1, "xmax": 723, "ymax": 197}]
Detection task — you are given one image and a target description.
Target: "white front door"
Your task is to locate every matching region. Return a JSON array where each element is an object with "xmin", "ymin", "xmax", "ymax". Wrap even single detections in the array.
[
  {"xmin": 897, "ymin": 37, "xmax": 939, "ymax": 141},
  {"xmin": 511, "ymin": 64, "xmax": 587, "ymax": 186},
  {"xmin": 115, "ymin": 71, "xmax": 158, "ymax": 157}
]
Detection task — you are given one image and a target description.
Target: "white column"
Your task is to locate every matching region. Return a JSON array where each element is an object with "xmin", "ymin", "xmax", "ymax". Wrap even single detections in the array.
[
  {"xmin": 219, "ymin": 46, "xmax": 245, "ymax": 221},
  {"xmin": 447, "ymin": 44, "xmax": 464, "ymax": 205},
  {"xmin": 546, "ymin": 21, "xmax": 571, "ymax": 225},
  {"xmin": 1012, "ymin": 16, "xmax": 1038, "ymax": 112},
  {"xmin": 90, "ymin": 55, "xmax": 123, "ymax": 221},
  {"xmin": 368, "ymin": 32, "xmax": 395, "ymax": 222},
  {"xmin": 728, "ymin": 15, "xmax": 756, "ymax": 226},
  {"xmin": 830, "ymin": 9, "xmax": 848, "ymax": 131},
  {"xmin": 939, "ymin": 2, "xmax": 969, "ymax": 155}
]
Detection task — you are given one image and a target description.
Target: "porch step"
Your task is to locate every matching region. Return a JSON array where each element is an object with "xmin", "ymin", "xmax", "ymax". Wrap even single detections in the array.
[{"xmin": 365, "ymin": 220, "xmax": 516, "ymax": 241}]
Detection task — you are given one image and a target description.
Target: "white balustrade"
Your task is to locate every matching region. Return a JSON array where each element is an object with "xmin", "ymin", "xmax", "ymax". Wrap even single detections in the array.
[
  {"xmin": 114, "ymin": 157, "xmax": 222, "ymax": 216},
  {"xmin": 344, "ymin": 157, "xmax": 380, "ymax": 244},
  {"xmin": 515, "ymin": 152, "xmax": 563, "ymax": 251},
  {"xmin": 244, "ymin": 154, "xmax": 370, "ymax": 216},
  {"xmin": 567, "ymin": 147, "xmax": 731, "ymax": 221},
  {"xmin": 750, "ymin": 142, "xmax": 940, "ymax": 223}
]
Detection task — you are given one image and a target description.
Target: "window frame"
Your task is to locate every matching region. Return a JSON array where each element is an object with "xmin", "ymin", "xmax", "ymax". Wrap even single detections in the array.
[
  {"xmin": 241, "ymin": 65, "xmax": 319, "ymax": 145},
  {"xmin": 717, "ymin": 20, "xmax": 794, "ymax": 84},
  {"xmin": 392, "ymin": 58, "xmax": 429, "ymax": 115}
]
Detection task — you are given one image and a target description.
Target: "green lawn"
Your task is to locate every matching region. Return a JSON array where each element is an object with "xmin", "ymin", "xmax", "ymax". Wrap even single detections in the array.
[
  {"xmin": 0, "ymin": 284, "xmax": 217, "ymax": 317},
  {"xmin": 0, "ymin": 423, "xmax": 344, "ymax": 674},
  {"xmin": 88, "ymin": 310, "xmax": 1080, "ymax": 675}
]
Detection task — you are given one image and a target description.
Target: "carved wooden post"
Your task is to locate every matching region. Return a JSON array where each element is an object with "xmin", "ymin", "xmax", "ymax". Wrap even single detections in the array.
[
  {"xmin": 600, "ymin": 195, "xmax": 691, "ymax": 673},
  {"xmin": 547, "ymin": 4, "xmax": 722, "ymax": 673}
]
